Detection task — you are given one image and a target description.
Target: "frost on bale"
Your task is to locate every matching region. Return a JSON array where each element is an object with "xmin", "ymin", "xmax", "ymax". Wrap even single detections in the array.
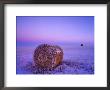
[{"xmin": 33, "ymin": 44, "xmax": 63, "ymax": 70}]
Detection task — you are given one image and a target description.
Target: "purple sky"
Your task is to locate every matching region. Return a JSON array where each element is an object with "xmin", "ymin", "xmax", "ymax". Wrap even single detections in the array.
[{"xmin": 16, "ymin": 16, "xmax": 94, "ymax": 44}]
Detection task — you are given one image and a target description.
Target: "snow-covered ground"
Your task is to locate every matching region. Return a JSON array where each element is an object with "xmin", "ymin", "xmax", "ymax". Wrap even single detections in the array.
[{"xmin": 16, "ymin": 44, "xmax": 94, "ymax": 74}]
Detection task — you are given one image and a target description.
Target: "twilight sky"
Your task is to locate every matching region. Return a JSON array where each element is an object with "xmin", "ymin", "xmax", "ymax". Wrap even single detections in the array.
[{"xmin": 16, "ymin": 16, "xmax": 94, "ymax": 44}]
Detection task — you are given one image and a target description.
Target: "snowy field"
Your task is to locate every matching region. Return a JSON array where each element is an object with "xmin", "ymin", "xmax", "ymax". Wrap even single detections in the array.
[{"xmin": 16, "ymin": 43, "xmax": 94, "ymax": 74}]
